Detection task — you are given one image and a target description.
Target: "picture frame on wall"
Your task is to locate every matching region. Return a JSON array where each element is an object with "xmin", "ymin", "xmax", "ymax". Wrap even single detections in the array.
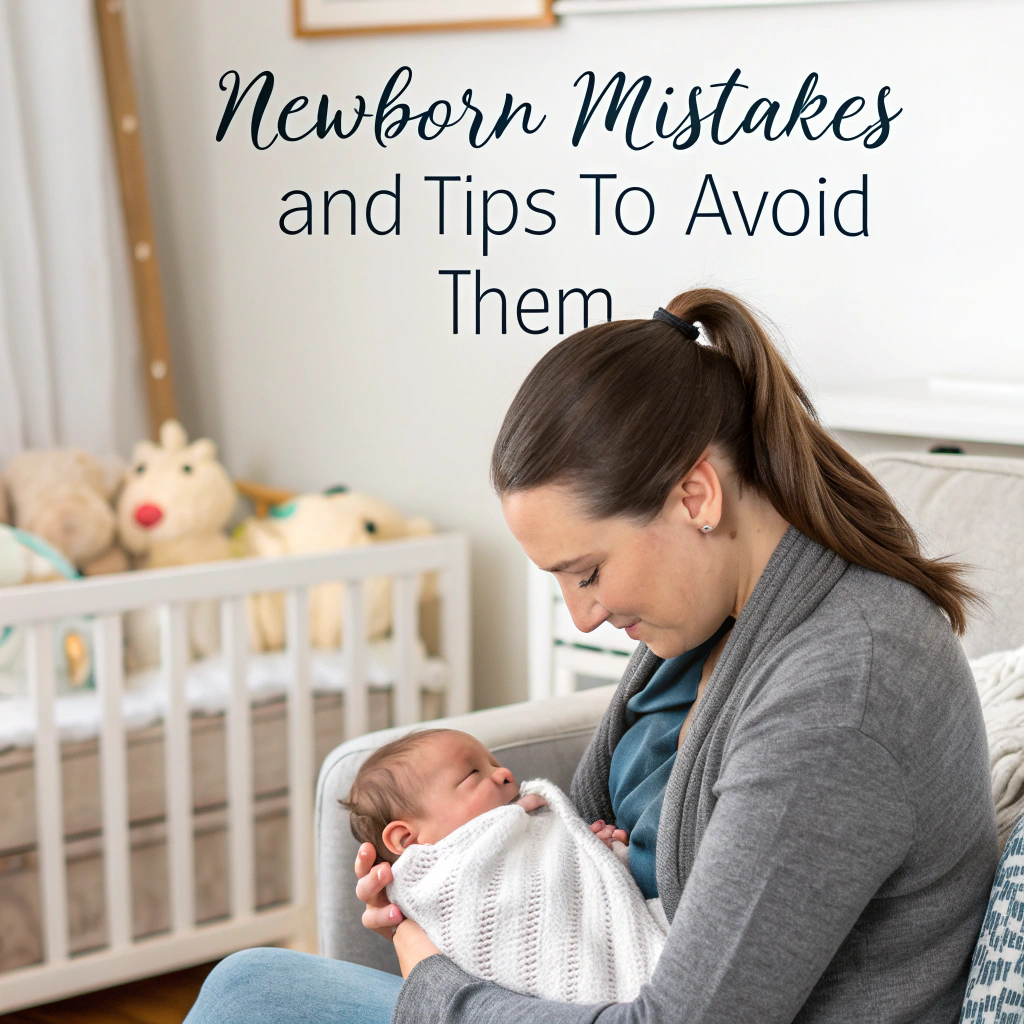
[{"xmin": 294, "ymin": 0, "xmax": 556, "ymax": 36}]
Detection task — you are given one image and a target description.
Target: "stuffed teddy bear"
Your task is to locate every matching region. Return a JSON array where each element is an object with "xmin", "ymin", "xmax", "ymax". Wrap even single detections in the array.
[
  {"xmin": 4, "ymin": 449, "xmax": 129, "ymax": 575},
  {"xmin": 236, "ymin": 488, "xmax": 435, "ymax": 653},
  {"xmin": 118, "ymin": 420, "xmax": 238, "ymax": 670}
]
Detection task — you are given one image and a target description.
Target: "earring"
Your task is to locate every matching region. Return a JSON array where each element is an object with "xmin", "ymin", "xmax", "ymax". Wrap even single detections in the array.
[{"xmin": 701, "ymin": 523, "xmax": 713, "ymax": 533}]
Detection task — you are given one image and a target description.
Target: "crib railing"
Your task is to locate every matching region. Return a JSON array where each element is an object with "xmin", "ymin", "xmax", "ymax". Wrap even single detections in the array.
[{"xmin": 0, "ymin": 533, "xmax": 470, "ymax": 1012}]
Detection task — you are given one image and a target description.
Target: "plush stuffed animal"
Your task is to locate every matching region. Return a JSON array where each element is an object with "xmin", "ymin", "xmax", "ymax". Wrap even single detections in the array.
[
  {"xmin": 236, "ymin": 489, "xmax": 434, "ymax": 653},
  {"xmin": 323, "ymin": 488, "xmax": 441, "ymax": 655},
  {"xmin": 118, "ymin": 420, "xmax": 237, "ymax": 568},
  {"xmin": 323, "ymin": 488, "xmax": 434, "ymax": 544},
  {"xmin": 0, "ymin": 524, "xmax": 91, "ymax": 696},
  {"xmin": 118, "ymin": 420, "xmax": 238, "ymax": 670},
  {"xmin": 0, "ymin": 523, "xmax": 75, "ymax": 585},
  {"xmin": 4, "ymin": 449, "xmax": 129, "ymax": 575}
]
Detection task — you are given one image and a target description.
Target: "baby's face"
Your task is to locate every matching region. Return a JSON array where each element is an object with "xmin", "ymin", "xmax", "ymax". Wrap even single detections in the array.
[{"xmin": 399, "ymin": 732, "xmax": 520, "ymax": 847}]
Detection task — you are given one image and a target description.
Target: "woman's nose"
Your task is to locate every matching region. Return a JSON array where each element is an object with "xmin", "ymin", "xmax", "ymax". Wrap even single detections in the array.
[{"xmin": 561, "ymin": 589, "xmax": 611, "ymax": 634}]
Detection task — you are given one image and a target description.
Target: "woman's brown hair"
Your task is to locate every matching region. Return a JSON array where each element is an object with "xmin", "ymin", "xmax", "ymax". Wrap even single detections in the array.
[{"xmin": 490, "ymin": 287, "xmax": 977, "ymax": 634}]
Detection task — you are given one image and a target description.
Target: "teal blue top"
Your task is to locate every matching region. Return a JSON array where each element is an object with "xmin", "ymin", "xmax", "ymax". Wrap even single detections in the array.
[{"xmin": 607, "ymin": 618, "xmax": 733, "ymax": 899}]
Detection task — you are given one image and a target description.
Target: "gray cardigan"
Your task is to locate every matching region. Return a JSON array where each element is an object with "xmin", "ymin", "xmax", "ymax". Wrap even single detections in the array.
[{"xmin": 392, "ymin": 527, "xmax": 997, "ymax": 1024}]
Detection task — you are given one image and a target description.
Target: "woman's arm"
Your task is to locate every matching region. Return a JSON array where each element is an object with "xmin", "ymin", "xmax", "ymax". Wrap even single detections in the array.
[{"xmin": 392, "ymin": 725, "xmax": 913, "ymax": 1024}]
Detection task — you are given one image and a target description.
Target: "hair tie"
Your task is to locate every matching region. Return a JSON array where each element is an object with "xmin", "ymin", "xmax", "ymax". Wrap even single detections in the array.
[{"xmin": 652, "ymin": 307, "xmax": 700, "ymax": 342}]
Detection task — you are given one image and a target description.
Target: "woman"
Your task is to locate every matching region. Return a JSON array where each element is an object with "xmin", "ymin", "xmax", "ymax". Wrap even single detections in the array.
[{"xmin": 186, "ymin": 288, "xmax": 997, "ymax": 1024}]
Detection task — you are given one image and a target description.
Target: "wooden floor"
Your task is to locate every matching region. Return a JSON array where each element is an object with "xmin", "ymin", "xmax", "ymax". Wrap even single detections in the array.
[{"xmin": 0, "ymin": 962, "xmax": 218, "ymax": 1024}]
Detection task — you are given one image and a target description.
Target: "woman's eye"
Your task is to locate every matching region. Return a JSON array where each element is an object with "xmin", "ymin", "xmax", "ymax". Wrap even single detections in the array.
[{"xmin": 578, "ymin": 566, "xmax": 600, "ymax": 589}]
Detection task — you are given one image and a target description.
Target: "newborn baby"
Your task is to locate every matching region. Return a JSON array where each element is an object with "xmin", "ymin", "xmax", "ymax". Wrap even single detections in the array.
[{"xmin": 342, "ymin": 728, "xmax": 666, "ymax": 1003}]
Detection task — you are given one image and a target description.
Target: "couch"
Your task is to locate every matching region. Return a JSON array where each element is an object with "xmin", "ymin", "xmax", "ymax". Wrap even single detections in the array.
[{"xmin": 315, "ymin": 451, "xmax": 1024, "ymax": 980}]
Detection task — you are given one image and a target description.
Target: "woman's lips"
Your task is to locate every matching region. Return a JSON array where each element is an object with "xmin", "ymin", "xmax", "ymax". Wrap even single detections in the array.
[{"xmin": 624, "ymin": 619, "xmax": 641, "ymax": 639}]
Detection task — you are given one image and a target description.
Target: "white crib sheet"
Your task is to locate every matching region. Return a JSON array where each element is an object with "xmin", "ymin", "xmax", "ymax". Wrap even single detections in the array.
[{"xmin": 0, "ymin": 638, "xmax": 447, "ymax": 750}]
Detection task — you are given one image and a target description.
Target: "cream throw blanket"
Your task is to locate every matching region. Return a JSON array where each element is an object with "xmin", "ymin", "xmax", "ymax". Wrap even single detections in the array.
[
  {"xmin": 972, "ymin": 643, "xmax": 1024, "ymax": 850},
  {"xmin": 387, "ymin": 778, "xmax": 667, "ymax": 1003}
]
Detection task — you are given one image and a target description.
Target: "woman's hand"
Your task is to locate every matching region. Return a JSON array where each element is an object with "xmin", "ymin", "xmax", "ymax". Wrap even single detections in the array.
[
  {"xmin": 355, "ymin": 844, "xmax": 440, "ymax": 976},
  {"xmin": 590, "ymin": 819, "xmax": 628, "ymax": 848},
  {"xmin": 393, "ymin": 919, "xmax": 441, "ymax": 978},
  {"xmin": 354, "ymin": 842, "xmax": 405, "ymax": 939}
]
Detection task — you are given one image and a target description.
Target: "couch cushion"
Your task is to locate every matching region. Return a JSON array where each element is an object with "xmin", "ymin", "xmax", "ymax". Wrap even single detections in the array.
[
  {"xmin": 960, "ymin": 815, "xmax": 1024, "ymax": 1021},
  {"xmin": 862, "ymin": 453, "xmax": 1024, "ymax": 658}
]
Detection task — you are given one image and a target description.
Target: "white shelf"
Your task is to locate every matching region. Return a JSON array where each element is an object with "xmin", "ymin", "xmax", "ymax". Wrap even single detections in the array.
[
  {"xmin": 552, "ymin": 0, "xmax": 874, "ymax": 12},
  {"xmin": 817, "ymin": 377, "xmax": 1024, "ymax": 447}
]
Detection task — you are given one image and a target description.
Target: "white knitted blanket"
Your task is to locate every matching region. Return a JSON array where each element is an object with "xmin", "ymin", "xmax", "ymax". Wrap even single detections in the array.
[
  {"xmin": 972, "ymin": 643, "xmax": 1024, "ymax": 850},
  {"xmin": 386, "ymin": 778, "xmax": 667, "ymax": 1003}
]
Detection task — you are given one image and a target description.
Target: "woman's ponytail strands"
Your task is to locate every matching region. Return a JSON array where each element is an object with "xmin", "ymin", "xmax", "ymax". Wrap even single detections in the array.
[
  {"xmin": 491, "ymin": 286, "xmax": 978, "ymax": 635},
  {"xmin": 665, "ymin": 289, "xmax": 978, "ymax": 635}
]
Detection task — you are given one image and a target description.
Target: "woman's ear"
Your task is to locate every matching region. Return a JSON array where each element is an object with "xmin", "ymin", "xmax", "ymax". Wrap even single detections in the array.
[
  {"xmin": 382, "ymin": 820, "xmax": 416, "ymax": 858},
  {"xmin": 672, "ymin": 454, "xmax": 724, "ymax": 531}
]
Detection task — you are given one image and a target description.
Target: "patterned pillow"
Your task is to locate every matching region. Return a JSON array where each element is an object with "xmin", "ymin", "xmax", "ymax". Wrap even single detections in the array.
[{"xmin": 960, "ymin": 815, "xmax": 1024, "ymax": 1022}]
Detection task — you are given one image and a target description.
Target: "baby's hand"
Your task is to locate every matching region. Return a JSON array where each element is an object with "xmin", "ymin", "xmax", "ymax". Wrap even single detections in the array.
[
  {"xmin": 515, "ymin": 793, "xmax": 547, "ymax": 813},
  {"xmin": 590, "ymin": 820, "xmax": 628, "ymax": 849}
]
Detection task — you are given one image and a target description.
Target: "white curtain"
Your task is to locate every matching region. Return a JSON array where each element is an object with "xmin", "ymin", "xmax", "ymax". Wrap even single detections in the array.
[{"xmin": 0, "ymin": 0, "xmax": 147, "ymax": 467}]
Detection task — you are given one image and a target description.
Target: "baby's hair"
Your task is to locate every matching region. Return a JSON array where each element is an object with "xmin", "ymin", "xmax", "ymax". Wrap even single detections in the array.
[{"xmin": 339, "ymin": 728, "xmax": 456, "ymax": 864}]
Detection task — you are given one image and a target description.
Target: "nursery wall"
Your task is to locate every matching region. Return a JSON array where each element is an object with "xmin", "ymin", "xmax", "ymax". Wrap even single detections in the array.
[{"xmin": 122, "ymin": 0, "xmax": 1024, "ymax": 710}]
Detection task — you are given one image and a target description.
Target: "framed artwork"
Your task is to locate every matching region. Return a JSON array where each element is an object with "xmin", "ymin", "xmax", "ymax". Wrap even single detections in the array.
[{"xmin": 294, "ymin": 0, "xmax": 556, "ymax": 36}]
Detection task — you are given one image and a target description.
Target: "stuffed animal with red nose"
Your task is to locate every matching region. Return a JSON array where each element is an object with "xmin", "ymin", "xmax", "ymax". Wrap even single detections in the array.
[
  {"xmin": 117, "ymin": 420, "xmax": 237, "ymax": 568},
  {"xmin": 117, "ymin": 420, "xmax": 238, "ymax": 670}
]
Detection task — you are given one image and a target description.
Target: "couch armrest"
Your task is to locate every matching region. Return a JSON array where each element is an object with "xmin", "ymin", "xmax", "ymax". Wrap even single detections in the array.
[{"xmin": 314, "ymin": 685, "xmax": 616, "ymax": 971}]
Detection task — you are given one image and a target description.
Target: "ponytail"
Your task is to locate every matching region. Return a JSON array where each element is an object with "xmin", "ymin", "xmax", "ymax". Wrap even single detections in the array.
[
  {"xmin": 666, "ymin": 289, "xmax": 977, "ymax": 634},
  {"xmin": 491, "ymin": 287, "xmax": 978, "ymax": 634}
]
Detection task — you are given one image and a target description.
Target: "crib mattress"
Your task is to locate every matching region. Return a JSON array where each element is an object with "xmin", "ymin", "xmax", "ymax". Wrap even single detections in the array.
[
  {"xmin": 0, "ymin": 687, "xmax": 444, "ymax": 972},
  {"xmin": 0, "ymin": 639, "xmax": 447, "ymax": 751}
]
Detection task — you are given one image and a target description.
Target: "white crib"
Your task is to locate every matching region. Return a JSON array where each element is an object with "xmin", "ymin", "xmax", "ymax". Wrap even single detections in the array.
[{"xmin": 0, "ymin": 533, "xmax": 470, "ymax": 1013}]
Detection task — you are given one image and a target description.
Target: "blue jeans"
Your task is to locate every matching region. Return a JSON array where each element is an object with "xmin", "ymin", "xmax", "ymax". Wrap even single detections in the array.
[{"xmin": 184, "ymin": 947, "xmax": 403, "ymax": 1024}]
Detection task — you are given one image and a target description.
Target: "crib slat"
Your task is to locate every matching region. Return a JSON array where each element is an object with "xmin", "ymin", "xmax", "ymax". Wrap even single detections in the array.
[
  {"xmin": 223, "ymin": 598, "xmax": 255, "ymax": 919},
  {"xmin": 95, "ymin": 615, "xmax": 131, "ymax": 949},
  {"xmin": 160, "ymin": 604, "xmax": 194, "ymax": 932},
  {"xmin": 440, "ymin": 539, "xmax": 472, "ymax": 716},
  {"xmin": 342, "ymin": 580, "xmax": 369, "ymax": 740},
  {"xmin": 28, "ymin": 623, "xmax": 68, "ymax": 964},
  {"xmin": 285, "ymin": 590, "xmax": 314, "ymax": 923},
  {"xmin": 392, "ymin": 575, "xmax": 419, "ymax": 727}
]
